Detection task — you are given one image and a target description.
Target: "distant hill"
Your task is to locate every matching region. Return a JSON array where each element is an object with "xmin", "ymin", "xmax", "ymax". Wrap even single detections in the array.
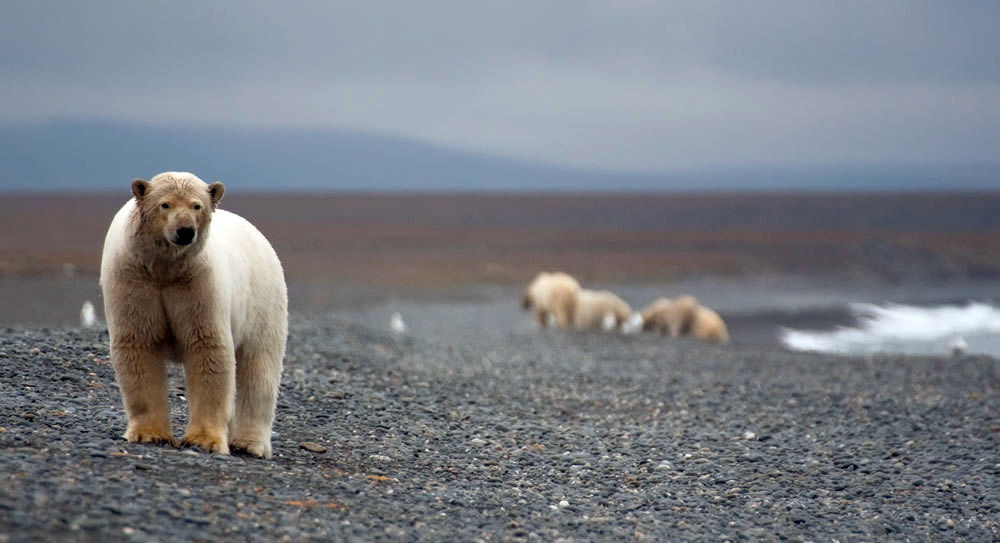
[{"xmin": 1, "ymin": 120, "xmax": 998, "ymax": 192}]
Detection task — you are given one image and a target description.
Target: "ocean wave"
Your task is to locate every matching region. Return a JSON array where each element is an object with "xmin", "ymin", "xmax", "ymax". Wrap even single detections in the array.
[{"xmin": 779, "ymin": 301, "xmax": 1000, "ymax": 357}]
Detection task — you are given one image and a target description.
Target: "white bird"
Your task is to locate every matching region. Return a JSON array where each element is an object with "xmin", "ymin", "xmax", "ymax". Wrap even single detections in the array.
[
  {"xmin": 390, "ymin": 312, "xmax": 408, "ymax": 334},
  {"xmin": 80, "ymin": 301, "xmax": 101, "ymax": 329},
  {"xmin": 621, "ymin": 312, "xmax": 644, "ymax": 335}
]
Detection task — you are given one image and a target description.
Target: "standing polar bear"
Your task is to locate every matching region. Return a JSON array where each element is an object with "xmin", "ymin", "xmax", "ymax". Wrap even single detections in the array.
[
  {"xmin": 100, "ymin": 172, "xmax": 287, "ymax": 458},
  {"xmin": 573, "ymin": 289, "xmax": 632, "ymax": 331},
  {"xmin": 641, "ymin": 295, "xmax": 729, "ymax": 344},
  {"xmin": 522, "ymin": 271, "xmax": 580, "ymax": 329}
]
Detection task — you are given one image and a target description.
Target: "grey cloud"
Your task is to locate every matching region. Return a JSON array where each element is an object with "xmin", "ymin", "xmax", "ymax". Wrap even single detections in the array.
[
  {"xmin": 5, "ymin": 1, "xmax": 998, "ymax": 83},
  {"xmin": 1, "ymin": 1, "xmax": 999, "ymax": 170}
]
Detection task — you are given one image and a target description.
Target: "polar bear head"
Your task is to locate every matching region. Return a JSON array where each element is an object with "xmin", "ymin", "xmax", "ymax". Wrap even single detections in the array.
[{"xmin": 131, "ymin": 172, "xmax": 224, "ymax": 249}]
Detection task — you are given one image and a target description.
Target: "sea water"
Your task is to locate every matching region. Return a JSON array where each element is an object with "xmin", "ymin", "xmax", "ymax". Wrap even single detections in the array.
[{"xmin": 780, "ymin": 301, "xmax": 1000, "ymax": 357}]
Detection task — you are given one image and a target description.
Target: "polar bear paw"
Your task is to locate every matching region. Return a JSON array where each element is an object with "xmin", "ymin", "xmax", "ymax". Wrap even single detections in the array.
[
  {"xmin": 181, "ymin": 428, "xmax": 230, "ymax": 455},
  {"xmin": 230, "ymin": 437, "xmax": 272, "ymax": 459},
  {"xmin": 123, "ymin": 424, "xmax": 175, "ymax": 446}
]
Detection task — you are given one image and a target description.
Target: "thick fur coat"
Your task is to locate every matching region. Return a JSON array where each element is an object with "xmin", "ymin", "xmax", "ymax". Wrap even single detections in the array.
[
  {"xmin": 641, "ymin": 295, "xmax": 729, "ymax": 344},
  {"xmin": 521, "ymin": 271, "xmax": 580, "ymax": 329},
  {"xmin": 573, "ymin": 289, "xmax": 632, "ymax": 330},
  {"xmin": 641, "ymin": 295, "xmax": 699, "ymax": 337},
  {"xmin": 100, "ymin": 172, "xmax": 287, "ymax": 458}
]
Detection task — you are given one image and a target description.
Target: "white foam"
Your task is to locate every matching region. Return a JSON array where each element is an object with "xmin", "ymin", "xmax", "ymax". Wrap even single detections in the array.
[{"xmin": 779, "ymin": 301, "xmax": 1000, "ymax": 357}]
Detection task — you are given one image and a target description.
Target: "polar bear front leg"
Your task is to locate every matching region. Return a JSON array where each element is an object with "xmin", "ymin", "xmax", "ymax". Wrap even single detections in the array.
[
  {"xmin": 105, "ymin": 277, "xmax": 174, "ymax": 446},
  {"xmin": 165, "ymin": 291, "xmax": 236, "ymax": 455},
  {"xmin": 178, "ymin": 336, "xmax": 236, "ymax": 455},
  {"xmin": 111, "ymin": 341, "xmax": 174, "ymax": 445}
]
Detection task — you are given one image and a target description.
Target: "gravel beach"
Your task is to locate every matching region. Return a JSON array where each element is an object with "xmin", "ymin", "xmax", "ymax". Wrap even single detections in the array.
[{"xmin": 2, "ymin": 300, "xmax": 998, "ymax": 542}]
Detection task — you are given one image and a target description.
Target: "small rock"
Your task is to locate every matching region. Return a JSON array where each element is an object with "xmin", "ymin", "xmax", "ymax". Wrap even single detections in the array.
[
  {"xmin": 370, "ymin": 454, "xmax": 394, "ymax": 463},
  {"xmin": 21, "ymin": 413, "xmax": 37, "ymax": 421},
  {"xmin": 742, "ymin": 431, "xmax": 756, "ymax": 440},
  {"xmin": 469, "ymin": 438, "xmax": 487, "ymax": 447},
  {"xmin": 299, "ymin": 442, "xmax": 327, "ymax": 454},
  {"xmin": 29, "ymin": 348, "xmax": 40, "ymax": 356},
  {"xmin": 559, "ymin": 500, "xmax": 569, "ymax": 508}
]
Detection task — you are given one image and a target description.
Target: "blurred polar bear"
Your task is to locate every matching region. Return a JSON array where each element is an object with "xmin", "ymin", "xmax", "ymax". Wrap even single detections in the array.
[
  {"xmin": 641, "ymin": 295, "xmax": 729, "ymax": 344},
  {"xmin": 573, "ymin": 289, "xmax": 632, "ymax": 331},
  {"xmin": 522, "ymin": 271, "xmax": 580, "ymax": 329}
]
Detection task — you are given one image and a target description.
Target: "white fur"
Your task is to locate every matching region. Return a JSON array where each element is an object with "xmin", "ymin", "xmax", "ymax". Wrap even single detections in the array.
[
  {"xmin": 103, "ymin": 201, "xmax": 285, "ymax": 354},
  {"xmin": 621, "ymin": 312, "xmax": 644, "ymax": 335},
  {"xmin": 101, "ymin": 173, "xmax": 287, "ymax": 458}
]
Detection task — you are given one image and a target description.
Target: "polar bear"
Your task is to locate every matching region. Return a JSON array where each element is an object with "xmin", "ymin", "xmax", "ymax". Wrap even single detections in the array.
[
  {"xmin": 641, "ymin": 295, "xmax": 729, "ymax": 343},
  {"xmin": 100, "ymin": 172, "xmax": 287, "ymax": 458},
  {"xmin": 573, "ymin": 289, "xmax": 632, "ymax": 331},
  {"xmin": 690, "ymin": 305, "xmax": 730, "ymax": 344},
  {"xmin": 641, "ymin": 295, "xmax": 699, "ymax": 337},
  {"xmin": 521, "ymin": 271, "xmax": 580, "ymax": 329}
]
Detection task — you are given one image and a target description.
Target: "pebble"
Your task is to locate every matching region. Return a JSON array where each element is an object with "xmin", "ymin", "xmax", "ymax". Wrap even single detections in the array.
[
  {"xmin": 1, "ymin": 313, "xmax": 998, "ymax": 541},
  {"xmin": 298, "ymin": 441, "xmax": 328, "ymax": 454}
]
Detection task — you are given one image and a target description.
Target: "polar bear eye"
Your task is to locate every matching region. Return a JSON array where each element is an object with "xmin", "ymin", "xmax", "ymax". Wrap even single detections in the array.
[
  {"xmin": 193, "ymin": 204, "xmax": 202, "ymax": 210},
  {"xmin": 160, "ymin": 203, "xmax": 169, "ymax": 210}
]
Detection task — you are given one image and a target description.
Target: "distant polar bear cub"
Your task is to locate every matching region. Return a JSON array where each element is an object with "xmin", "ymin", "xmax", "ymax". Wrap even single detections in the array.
[{"xmin": 100, "ymin": 172, "xmax": 287, "ymax": 458}]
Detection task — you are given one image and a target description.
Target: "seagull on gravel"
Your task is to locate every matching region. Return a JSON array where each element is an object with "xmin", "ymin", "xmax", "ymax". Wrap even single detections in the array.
[
  {"xmin": 390, "ymin": 312, "xmax": 408, "ymax": 334},
  {"xmin": 80, "ymin": 301, "xmax": 101, "ymax": 329},
  {"xmin": 949, "ymin": 336, "xmax": 968, "ymax": 356}
]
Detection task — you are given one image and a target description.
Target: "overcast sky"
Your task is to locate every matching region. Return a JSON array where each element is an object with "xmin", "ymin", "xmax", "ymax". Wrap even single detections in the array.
[{"xmin": 2, "ymin": 1, "xmax": 999, "ymax": 171}]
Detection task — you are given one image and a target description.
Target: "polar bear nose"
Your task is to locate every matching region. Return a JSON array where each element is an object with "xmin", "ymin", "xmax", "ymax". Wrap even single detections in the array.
[{"xmin": 174, "ymin": 227, "xmax": 196, "ymax": 245}]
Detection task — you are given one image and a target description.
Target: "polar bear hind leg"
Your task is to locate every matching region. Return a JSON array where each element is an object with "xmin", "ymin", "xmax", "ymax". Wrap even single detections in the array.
[{"xmin": 229, "ymin": 337, "xmax": 284, "ymax": 458}]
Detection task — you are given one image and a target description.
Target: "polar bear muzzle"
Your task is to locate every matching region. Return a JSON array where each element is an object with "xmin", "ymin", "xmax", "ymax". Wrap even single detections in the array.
[{"xmin": 173, "ymin": 227, "xmax": 196, "ymax": 246}]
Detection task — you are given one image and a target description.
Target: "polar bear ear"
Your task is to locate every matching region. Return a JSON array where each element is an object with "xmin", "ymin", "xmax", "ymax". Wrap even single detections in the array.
[
  {"xmin": 131, "ymin": 179, "xmax": 150, "ymax": 201},
  {"xmin": 207, "ymin": 182, "xmax": 225, "ymax": 208}
]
